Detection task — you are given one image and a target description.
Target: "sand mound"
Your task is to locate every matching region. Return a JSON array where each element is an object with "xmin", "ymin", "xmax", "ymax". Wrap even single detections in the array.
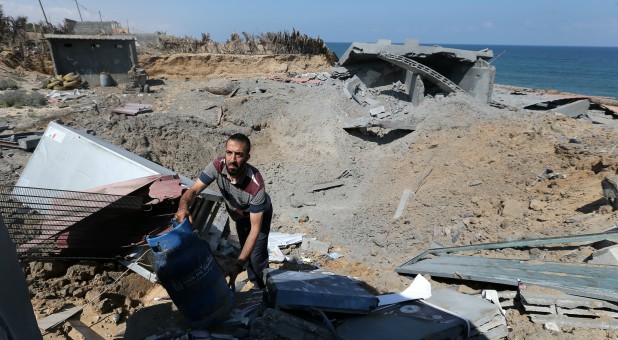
[{"xmin": 139, "ymin": 53, "xmax": 334, "ymax": 79}]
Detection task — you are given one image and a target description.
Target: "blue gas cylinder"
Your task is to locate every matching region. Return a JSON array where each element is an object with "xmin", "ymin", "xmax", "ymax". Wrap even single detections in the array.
[{"xmin": 146, "ymin": 218, "xmax": 234, "ymax": 329}]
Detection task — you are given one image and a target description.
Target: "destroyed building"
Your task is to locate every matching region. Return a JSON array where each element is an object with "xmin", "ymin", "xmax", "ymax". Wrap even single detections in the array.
[
  {"xmin": 336, "ymin": 39, "xmax": 495, "ymax": 103},
  {"xmin": 63, "ymin": 19, "xmax": 125, "ymax": 35},
  {"xmin": 44, "ymin": 34, "xmax": 139, "ymax": 86}
]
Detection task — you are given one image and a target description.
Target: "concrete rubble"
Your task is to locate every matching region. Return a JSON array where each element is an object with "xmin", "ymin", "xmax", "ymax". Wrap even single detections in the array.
[
  {"xmin": 337, "ymin": 39, "xmax": 495, "ymax": 103},
  {"xmin": 3, "ymin": 34, "xmax": 618, "ymax": 339},
  {"xmin": 494, "ymin": 285, "xmax": 618, "ymax": 331}
]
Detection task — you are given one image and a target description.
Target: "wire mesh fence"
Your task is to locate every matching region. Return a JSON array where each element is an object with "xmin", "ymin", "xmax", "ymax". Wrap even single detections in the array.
[{"xmin": 0, "ymin": 186, "xmax": 144, "ymax": 259}]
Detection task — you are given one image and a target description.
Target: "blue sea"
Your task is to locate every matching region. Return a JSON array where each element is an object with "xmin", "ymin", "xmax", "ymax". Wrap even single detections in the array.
[{"xmin": 326, "ymin": 42, "xmax": 618, "ymax": 99}]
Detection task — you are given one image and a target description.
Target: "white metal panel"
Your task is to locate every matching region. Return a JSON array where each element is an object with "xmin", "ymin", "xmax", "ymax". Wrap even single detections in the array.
[{"xmin": 17, "ymin": 122, "xmax": 220, "ymax": 199}]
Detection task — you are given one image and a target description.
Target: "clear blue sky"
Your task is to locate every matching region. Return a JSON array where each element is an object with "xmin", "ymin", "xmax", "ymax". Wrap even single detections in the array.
[{"xmin": 5, "ymin": 0, "xmax": 618, "ymax": 47}]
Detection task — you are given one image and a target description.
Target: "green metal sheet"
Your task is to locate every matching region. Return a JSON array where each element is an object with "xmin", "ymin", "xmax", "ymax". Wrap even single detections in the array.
[
  {"xmin": 400, "ymin": 231, "xmax": 618, "ymax": 267},
  {"xmin": 397, "ymin": 255, "xmax": 618, "ymax": 302}
]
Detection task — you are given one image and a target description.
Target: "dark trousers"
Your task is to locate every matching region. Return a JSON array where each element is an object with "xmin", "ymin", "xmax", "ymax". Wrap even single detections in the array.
[{"xmin": 235, "ymin": 207, "xmax": 272, "ymax": 289}]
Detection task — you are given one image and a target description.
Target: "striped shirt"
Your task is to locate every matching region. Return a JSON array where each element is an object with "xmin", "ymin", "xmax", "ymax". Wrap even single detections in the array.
[{"xmin": 199, "ymin": 156, "xmax": 271, "ymax": 221}]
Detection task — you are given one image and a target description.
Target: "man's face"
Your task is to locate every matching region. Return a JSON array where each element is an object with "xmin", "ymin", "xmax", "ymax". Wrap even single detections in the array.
[{"xmin": 225, "ymin": 140, "xmax": 249, "ymax": 176}]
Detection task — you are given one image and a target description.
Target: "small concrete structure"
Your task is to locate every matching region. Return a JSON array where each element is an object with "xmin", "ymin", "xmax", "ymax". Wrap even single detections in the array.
[
  {"xmin": 44, "ymin": 34, "xmax": 138, "ymax": 86},
  {"xmin": 64, "ymin": 19, "xmax": 119, "ymax": 35},
  {"xmin": 339, "ymin": 39, "xmax": 495, "ymax": 103}
]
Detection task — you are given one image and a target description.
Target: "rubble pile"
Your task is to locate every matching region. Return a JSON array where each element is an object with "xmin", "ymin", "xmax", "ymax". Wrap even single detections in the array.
[{"xmin": 2, "ymin": 40, "xmax": 618, "ymax": 338}]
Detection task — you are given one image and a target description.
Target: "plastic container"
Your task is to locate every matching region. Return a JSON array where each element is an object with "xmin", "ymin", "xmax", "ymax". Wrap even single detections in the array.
[
  {"xmin": 99, "ymin": 72, "xmax": 113, "ymax": 87},
  {"xmin": 147, "ymin": 218, "xmax": 234, "ymax": 329}
]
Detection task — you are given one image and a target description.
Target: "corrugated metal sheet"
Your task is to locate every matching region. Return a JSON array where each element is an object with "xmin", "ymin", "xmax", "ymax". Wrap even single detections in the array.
[{"xmin": 397, "ymin": 255, "xmax": 618, "ymax": 303}]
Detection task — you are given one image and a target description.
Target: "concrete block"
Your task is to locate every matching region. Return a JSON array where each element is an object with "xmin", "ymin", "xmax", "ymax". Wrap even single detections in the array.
[
  {"xmin": 521, "ymin": 291, "xmax": 618, "ymax": 311},
  {"xmin": 369, "ymin": 106, "xmax": 385, "ymax": 117},
  {"xmin": 523, "ymin": 304, "xmax": 557, "ymax": 314},
  {"xmin": 300, "ymin": 237, "xmax": 331, "ymax": 254},
  {"xmin": 557, "ymin": 306, "xmax": 618, "ymax": 318},
  {"xmin": 530, "ymin": 314, "xmax": 618, "ymax": 330},
  {"xmin": 476, "ymin": 315, "xmax": 508, "ymax": 333},
  {"xmin": 588, "ymin": 245, "xmax": 618, "ymax": 266},
  {"xmin": 18, "ymin": 135, "xmax": 41, "ymax": 150},
  {"xmin": 552, "ymin": 99, "xmax": 590, "ymax": 118}
]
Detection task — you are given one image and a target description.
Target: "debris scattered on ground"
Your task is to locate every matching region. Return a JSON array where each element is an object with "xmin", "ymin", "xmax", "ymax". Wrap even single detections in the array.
[{"xmin": 112, "ymin": 102, "xmax": 153, "ymax": 116}]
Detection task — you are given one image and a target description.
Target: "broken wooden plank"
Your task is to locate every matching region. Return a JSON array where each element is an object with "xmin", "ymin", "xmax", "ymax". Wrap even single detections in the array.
[
  {"xmin": 306, "ymin": 179, "xmax": 344, "ymax": 193},
  {"xmin": 397, "ymin": 255, "xmax": 618, "ymax": 303}
]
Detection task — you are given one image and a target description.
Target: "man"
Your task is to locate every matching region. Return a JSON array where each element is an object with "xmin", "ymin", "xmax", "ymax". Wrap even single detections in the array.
[{"xmin": 175, "ymin": 133, "xmax": 272, "ymax": 289}]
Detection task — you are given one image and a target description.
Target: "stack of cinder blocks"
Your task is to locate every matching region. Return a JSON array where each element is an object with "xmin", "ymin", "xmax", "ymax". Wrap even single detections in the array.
[{"xmin": 520, "ymin": 287, "xmax": 618, "ymax": 330}]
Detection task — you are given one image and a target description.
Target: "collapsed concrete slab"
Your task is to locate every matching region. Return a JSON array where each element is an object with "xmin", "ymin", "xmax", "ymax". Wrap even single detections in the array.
[
  {"xmin": 521, "ymin": 287, "xmax": 618, "ymax": 330},
  {"xmin": 338, "ymin": 39, "xmax": 495, "ymax": 103}
]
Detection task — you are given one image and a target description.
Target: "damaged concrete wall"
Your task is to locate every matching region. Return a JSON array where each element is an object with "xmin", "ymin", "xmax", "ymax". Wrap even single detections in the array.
[
  {"xmin": 44, "ymin": 34, "xmax": 138, "ymax": 86},
  {"xmin": 339, "ymin": 39, "xmax": 495, "ymax": 103}
]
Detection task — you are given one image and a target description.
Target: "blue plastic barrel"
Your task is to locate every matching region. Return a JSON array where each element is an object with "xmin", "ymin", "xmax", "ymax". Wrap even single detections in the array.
[{"xmin": 147, "ymin": 218, "xmax": 234, "ymax": 329}]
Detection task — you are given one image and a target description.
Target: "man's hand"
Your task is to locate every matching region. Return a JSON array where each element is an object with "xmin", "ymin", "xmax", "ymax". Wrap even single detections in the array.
[
  {"xmin": 174, "ymin": 208, "xmax": 192, "ymax": 224},
  {"xmin": 175, "ymin": 179, "xmax": 207, "ymax": 224},
  {"xmin": 223, "ymin": 260, "xmax": 244, "ymax": 292}
]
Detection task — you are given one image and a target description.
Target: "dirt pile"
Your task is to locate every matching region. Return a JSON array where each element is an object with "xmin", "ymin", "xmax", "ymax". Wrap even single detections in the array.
[
  {"xmin": 2, "ymin": 58, "xmax": 618, "ymax": 338},
  {"xmin": 139, "ymin": 53, "xmax": 334, "ymax": 79}
]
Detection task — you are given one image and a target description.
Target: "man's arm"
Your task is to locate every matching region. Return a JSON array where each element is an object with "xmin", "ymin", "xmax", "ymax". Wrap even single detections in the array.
[
  {"xmin": 238, "ymin": 211, "xmax": 264, "ymax": 263},
  {"xmin": 175, "ymin": 178, "xmax": 208, "ymax": 223},
  {"xmin": 227, "ymin": 211, "xmax": 263, "ymax": 290}
]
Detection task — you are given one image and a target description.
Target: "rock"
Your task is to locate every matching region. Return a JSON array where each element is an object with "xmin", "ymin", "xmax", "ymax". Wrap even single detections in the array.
[
  {"xmin": 29, "ymin": 261, "xmax": 67, "ymax": 279},
  {"xmin": 298, "ymin": 214, "xmax": 309, "ymax": 223},
  {"xmin": 203, "ymin": 79, "xmax": 235, "ymax": 95},
  {"xmin": 500, "ymin": 219, "xmax": 517, "ymax": 230},
  {"xmin": 94, "ymin": 298, "xmax": 114, "ymax": 314},
  {"xmin": 373, "ymin": 234, "xmax": 387, "ymax": 247},
  {"xmin": 529, "ymin": 199, "xmax": 545, "ymax": 211},
  {"xmin": 500, "ymin": 199, "xmax": 525, "ymax": 219},
  {"xmin": 72, "ymin": 287, "xmax": 86, "ymax": 298},
  {"xmin": 300, "ymin": 237, "xmax": 331, "ymax": 254},
  {"xmin": 85, "ymin": 289, "xmax": 103, "ymax": 303},
  {"xmin": 544, "ymin": 321, "xmax": 561, "ymax": 332},
  {"xmin": 587, "ymin": 245, "xmax": 618, "ymax": 265},
  {"xmin": 468, "ymin": 180, "xmax": 483, "ymax": 186},
  {"xmin": 289, "ymin": 197, "xmax": 303, "ymax": 208},
  {"xmin": 529, "ymin": 248, "xmax": 542, "ymax": 257},
  {"xmin": 370, "ymin": 247, "xmax": 379, "ymax": 256},
  {"xmin": 598, "ymin": 204, "xmax": 613, "ymax": 214},
  {"xmin": 66, "ymin": 263, "xmax": 98, "ymax": 281}
]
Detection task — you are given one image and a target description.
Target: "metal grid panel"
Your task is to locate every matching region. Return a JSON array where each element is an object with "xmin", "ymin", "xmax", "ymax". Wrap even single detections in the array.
[{"xmin": 0, "ymin": 186, "xmax": 142, "ymax": 259}]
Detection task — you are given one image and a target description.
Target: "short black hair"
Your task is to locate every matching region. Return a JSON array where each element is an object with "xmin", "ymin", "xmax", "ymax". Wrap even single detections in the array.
[{"xmin": 227, "ymin": 133, "xmax": 251, "ymax": 154}]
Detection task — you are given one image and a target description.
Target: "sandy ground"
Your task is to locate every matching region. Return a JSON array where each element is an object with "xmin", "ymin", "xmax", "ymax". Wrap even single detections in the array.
[{"xmin": 2, "ymin": 54, "xmax": 618, "ymax": 339}]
